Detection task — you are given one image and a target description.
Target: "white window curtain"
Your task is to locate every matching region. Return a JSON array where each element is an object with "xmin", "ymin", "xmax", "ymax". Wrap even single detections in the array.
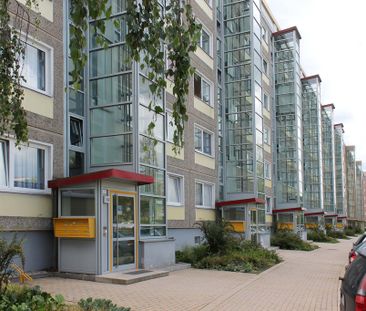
[
  {"xmin": 204, "ymin": 184, "xmax": 213, "ymax": 207},
  {"xmin": 0, "ymin": 141, "xmax": 8, "ymax": 186},
  {"xmin": 167, "ymin": 175, "xmax": 182, "ymax": 205},
  {"xmin": 14, "ymin": 145, "xmax": 45, "ymax": 189},
  {"xmin": 195, "ymin": 183, "xmax": 203, "ymax": 206}
]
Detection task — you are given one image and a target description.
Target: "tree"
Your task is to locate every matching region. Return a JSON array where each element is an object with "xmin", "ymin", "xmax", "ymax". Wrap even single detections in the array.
[{"xmin": 0, "ymin": 0, "xmax": 201, "ymax": 150}]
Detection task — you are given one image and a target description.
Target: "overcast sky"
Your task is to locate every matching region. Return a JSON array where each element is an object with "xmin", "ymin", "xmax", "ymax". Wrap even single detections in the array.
[{"xmin": 267, "ymin": 0, "xmax": 366, "ymax": 169}]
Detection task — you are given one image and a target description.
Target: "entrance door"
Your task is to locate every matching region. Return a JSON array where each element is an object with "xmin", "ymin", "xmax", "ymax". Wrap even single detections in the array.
[{"xmin": 111, "ymin": 194, "xmax": 136, "ymax": 270}]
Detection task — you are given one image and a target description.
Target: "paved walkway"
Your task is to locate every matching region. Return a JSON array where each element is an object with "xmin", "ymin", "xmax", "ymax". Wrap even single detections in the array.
[{"xmin": 33, "ymin": 238, "xmax": 354, "ymax": 311}]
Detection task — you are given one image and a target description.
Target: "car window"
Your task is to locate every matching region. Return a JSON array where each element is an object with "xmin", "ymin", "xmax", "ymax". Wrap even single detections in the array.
[
  {"xmin": 356, "ymin": 242, "xmax": 366, "ymax": 254},
  {"xmin": 355, "ymin": 234, "xmax": 366, "ymax": 246}
]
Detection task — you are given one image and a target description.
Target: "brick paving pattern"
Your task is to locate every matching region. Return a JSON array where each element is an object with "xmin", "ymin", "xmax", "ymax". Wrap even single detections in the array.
[{"xmin": 33, "ymin": 238, "xmax": 354, "ymax": 310}]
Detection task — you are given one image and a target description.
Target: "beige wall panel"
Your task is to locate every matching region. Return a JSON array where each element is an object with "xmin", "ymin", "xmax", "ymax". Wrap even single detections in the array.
[
  {"xmin": 17, "ymin": 0, "xmax": 53, "ymax": 22},
  {"xmin": 194, "ymin": 47, "xmax": 214, "ymax": 69},
  {"xmin": 167, "ymin": 143, "xmax": 184, "ymax": 160},
  {"xmin": 167, "ymin": 206, "xmax": 185, "ymax": 221},
  {"xmin": 195, "ymin": 0, "xmax": 213, "ymax": 19},
  {"xmin": 195, "ymin": 152, "xmax": 215, "ymax": 169},
  {"xmin": 196, "ymin": 208, "xmax": 215, "ymax": 221},
  {"xmin": 193, "ymin": 97, "xmax": 214, "ymax": 118},
  {"xmin": 23, "ymin": 88, "xmax": 53, "ymax": 119},
  {"xmin": 0, "ymin": 193, "xmax": 52, "ymax": 218}
]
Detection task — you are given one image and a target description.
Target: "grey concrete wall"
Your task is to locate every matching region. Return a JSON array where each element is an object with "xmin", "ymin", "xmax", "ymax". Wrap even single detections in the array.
[
  {"xmin": 59, "ymin": 239, "xmax": 96, "ymax": 274},
  {"xmin": 169, "ymin": 228, "xmax": 203, "ymax": 251},
  {"xmin": 139, "ymin": 239, "xmax": 175, "ymax": 269},
  {"xmin": 0, "ymin": 231, "xmax": 55, "ymax": 272}
]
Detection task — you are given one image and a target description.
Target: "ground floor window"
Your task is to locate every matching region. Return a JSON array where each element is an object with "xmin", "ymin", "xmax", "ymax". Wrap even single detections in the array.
[{"xmin": 0, "ymin": 139, "xmax": 51, "ymax": 192}]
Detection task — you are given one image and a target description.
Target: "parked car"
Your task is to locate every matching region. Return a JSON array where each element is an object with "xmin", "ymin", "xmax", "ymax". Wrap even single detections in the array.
[
  {"xmin": 340, "ymin": 247, "xmax": 366, "ymax": 310},
  {"xmin": 349, "ymin": 234, "xmax": 366, "ymax": 263}
]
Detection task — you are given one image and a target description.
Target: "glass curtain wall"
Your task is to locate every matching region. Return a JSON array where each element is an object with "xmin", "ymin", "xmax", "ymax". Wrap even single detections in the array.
[
  {"xmin": 217, "ymin": 0, "xmax": 224, "ymax": 200},
  {"xmin": 356, "ymin": 161, "xmax": 363, "ymax": 221},
  {"xmin": 346, "ymin": 146, "xmax": 356, "ymax": 219},
  {"xmin": 321, "ymin": 106, "xmax": 336, "ymax": 214},
  {"xmin": 274, "ymin": 29, "xmax": 303, "ymax": 205},
  {"xmin": 89, "ymin": 3, "xmax": 133, "ymax": 167},
  {"xmin": 302, "ymin": 77, "xmax": 323, "ymax": 211},
  {"xmin": 66, "ymin": 1, "xmax": 87, "ymax": 176},
  {"xmin": 138, "ymin": 1, "xmax": 166, "ymax": 238},
  {"xmin": 223, "ymin": 0, "xmax": 264, "ymax": 199},
  {"xmin": 334, "ymin": 124, "xmax": 347, "ymax": 217}
]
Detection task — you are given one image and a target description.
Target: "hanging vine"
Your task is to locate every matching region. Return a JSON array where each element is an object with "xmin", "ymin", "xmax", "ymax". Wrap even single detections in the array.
[
  {"xmin": 126, "ymin": 0, "xmax": 201, "ymax": 151},
  {"xmin": 0, "ymin": 0, "xmax": 41, "ymax": 145}
]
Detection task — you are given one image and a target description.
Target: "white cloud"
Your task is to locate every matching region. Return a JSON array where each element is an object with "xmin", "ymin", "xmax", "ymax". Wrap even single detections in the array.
[{"xmin": 267, "ymin": 0, "xmax": 366, "ymax": 169}]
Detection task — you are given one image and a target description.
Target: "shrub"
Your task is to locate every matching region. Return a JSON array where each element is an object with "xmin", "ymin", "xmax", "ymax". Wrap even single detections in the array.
[
  {"xmin": 345, "ymin": 227, "xmax": 356, "ymax": 236},
  {"xmin": 176, "ymin": 244, "xmax": 209, "ymax": 264},
  {"xmin": 271, "ymin": 230, "xmax": 318, "ymax": 251},
  {"xmin": 0, "ymin": 285, "xmax": 65, "ymax": 310},
  {"xmin": 307, "ymin": 229, "xmax": 338, "ymax": 243},
  {"xmin": 327, "ymin": 230, "xmax": 349, "ymax": 239},
  {"xmin": 196, "ymin": 221, "xmax": 234, "ymax": 254},
  {"xmin": 78, "ymin": 298, "xmax": 130, "ymax": 311},
  {"xmin": 355, "ymin": 227, "xmax": 363, "ymax": 234},
  {"xmin": 0, "ymin": 235, "xmax": 25, "ymax": 293}
]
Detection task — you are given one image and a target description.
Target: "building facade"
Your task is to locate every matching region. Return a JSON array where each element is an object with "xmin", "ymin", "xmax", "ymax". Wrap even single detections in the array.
[{"xmin": 3, "ymin": 0, "xmax": 366, "ymax": 273}]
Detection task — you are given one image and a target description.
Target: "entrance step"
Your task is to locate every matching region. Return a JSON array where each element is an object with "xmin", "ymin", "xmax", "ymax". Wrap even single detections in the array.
[
  {"xmin": 164, "ymin": 263, "xmax": 191, "ymax": 272},
  {"xmin": 268, "ymin": 246, "xmax": 279, "ymax": 251},
  {"xmin": 95, "ymin": 269, "xmax": 169, "ymax": 285}
]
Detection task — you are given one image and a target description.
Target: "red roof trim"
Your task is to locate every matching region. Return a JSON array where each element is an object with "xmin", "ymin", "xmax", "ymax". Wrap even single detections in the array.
[
  {"xmin": 337, "ymin": 216, "xmax": 347, "ymax": 219},
  {"xmin": 48, "ymin": 169, "xmax": 154, "ymax": 189},
  {"xmin": 305, "ymin": 211, "xmax": 325, "ymax": 216},
  {"xmin": 324, "ymin": 214, "xmax": 338, "ymax": 218},
  {"xmin": 322, "ymin": 103, "xmax": 335, "ymax": 110},
  {"xmin": 272, "ymin": 207, "xmax": 305, "ymax": 213},
  {"xmin": 216, "ymin": 197, "xmax": 265, "ymax": 207},
  {"xmin": 301, "ymin": 74, "xmax": 322, "ymax": 83},
  {"xmin": 272, "ymin": 26, "xmax": 301, "ymax": 39}
]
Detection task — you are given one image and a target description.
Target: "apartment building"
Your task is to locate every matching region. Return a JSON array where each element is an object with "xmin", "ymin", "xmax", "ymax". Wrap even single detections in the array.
[
  {"xmin": 4, "ymin": 0, "xmax": 366, "ymax": 273},
  {"xmin": 0, "ymin": 1, "xmax": 64, "ymax": 271}
]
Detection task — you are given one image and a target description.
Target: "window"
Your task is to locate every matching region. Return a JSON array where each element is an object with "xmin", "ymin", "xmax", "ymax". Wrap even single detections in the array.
[
  {"xmin": 263, "ymin": 59, "xmax": 268, "ymax": 76},
  {"xmin": 194, "ymin": 74, "xmax": 212, "ymax": 106},
  {"xmin": 199, "ymin": 28, "xmax": 211, "ymax": 55},
  {"xmin": 22, "ymin": 41, "xmax": 52, "ymax": 94},
  {"xmin": 195, "ymin": 181, "xmax": 214, "ymax": 208},
  {"xmin": 0, "ymin": 139, "xmax": 51, "ymax": 192},
  {"xmin": 263, "ymin": 93, "xmax": 269, "ymax": 110},
  {"xmin": 167, "ymin": 174, "xmax": 184, "ymax": 205},
  {"xmin": 195, "ymin": 126, "xmax": 214, "ymax": 156},
  {"xmin": 61, "ymin": 189, "xmax": 95, "ymax": 216},
  {"xmin": 266, "ymin": 197, "xmax": 272, "ymax": 213},
  {"xmin": 70, "ymin": 117, "xmax": 83, "ymax": 147},
  {"xmin": 264, "ymin": 161, "xmax": 271, "ymax": 180},
  {"xmin": 264, "ymin": 127, "xmax": 271, "ymax": 145}
]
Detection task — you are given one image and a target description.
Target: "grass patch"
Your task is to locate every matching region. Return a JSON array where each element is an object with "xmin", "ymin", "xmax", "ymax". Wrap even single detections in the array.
[
  {"xmin": 176, "ymin": 221, "xmax": 282, "ymax": 273},
  {"xmin": 307, "ymin": 229, "xmax": 339, "ymax": 243},
  {"xmin": 271, "ymin": 230, "xmax": 318, "ymax": 251}
]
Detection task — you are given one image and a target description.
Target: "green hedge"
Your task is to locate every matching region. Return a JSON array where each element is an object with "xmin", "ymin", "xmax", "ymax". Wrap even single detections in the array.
[{"xmin": 271, "ymin": 230, "xmax": 318, "ymax": 251}]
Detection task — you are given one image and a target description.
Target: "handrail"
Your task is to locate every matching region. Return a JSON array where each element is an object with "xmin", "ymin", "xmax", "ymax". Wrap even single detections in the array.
[{"xmin": 10, "ymin": 263, "xmax": 32, "ymax": 283}]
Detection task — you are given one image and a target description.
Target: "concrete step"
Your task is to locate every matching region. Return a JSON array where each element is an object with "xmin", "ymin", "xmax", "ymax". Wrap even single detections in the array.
[
  {"xmin": 164, "ymin": 263, "xmax": 191, "ymax": 272},
  {"xmin": 95, "ymin": 269, "xmax": 169, "ymax": 285}
]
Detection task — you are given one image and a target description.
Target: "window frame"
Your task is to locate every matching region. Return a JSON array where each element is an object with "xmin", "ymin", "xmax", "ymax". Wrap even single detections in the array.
[
  {"xmin": 195, "ymin": 180, "xmax": 215, "ymax": 209},
  {"xmin": 194, "ymin": 125, "xmax": 215, "ymax": 157},
  {"xmin": 167, "ymin": 173, "xmax": 184, "ymax": 206},
  {"xmin": 263, "ymin": 126, "xmax": 271, "ymax": 145},
  {"xmin": 194, "ymin": 72, "xmax": 213, "ymax": 107},
  {"xmin": 264, "ymin": 161, "xmax": 271, "ymax": 180},
  {"xmin": 263, "ymin": 92, "xmax": 270, "ymax": 111},
  {"xmin": 0, "ymin": 138, "xmax": 52, "ymax": 194},
  {"xmin": 21, "ymin": 36, "xmax": 53, "ymax": 97},
  {"xmin": 198, "ymin": 24, "xmax": 213, "ymax": 57}
]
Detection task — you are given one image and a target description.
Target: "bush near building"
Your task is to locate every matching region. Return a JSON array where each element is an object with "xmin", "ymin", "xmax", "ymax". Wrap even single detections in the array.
[
  {"xmin": 345, "ymin": 227, "xmax": 356, "ymax": 236},
  {"xmin": 176, "ymin": 221, "xmax": 282, "ymax": 273},
  {"xmin": 326, "ymin": 230, "xmax": 349, "ymax": 239},
  {"xmin": 270, "ymin": 230, "xmax": 318, "ymax": 251},
  {"xmin": 307, "ymin": 229, "xmax": 339, "ymax": 243}
]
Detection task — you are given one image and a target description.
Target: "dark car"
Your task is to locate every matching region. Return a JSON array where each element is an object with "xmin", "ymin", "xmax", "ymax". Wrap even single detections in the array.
[
  {"xmin": 349, "ymin": 234, "xmax": 366, "ymax": 263},
  {"xmin": 340, "ymin": 247, "xmax": 366, "ymax": 310}
]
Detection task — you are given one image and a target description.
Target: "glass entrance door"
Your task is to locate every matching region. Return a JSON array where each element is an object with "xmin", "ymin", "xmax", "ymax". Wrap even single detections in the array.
[{"xmin": 112, "ymin": 194, "xmax": 135, "ymax": 270}]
